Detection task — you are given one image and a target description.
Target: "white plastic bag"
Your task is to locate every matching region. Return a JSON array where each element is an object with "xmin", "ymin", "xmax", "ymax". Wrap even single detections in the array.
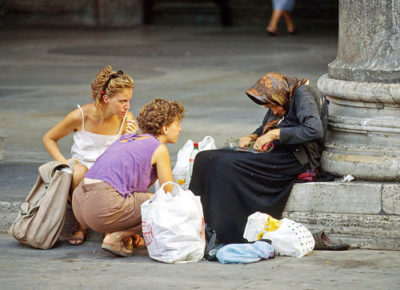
[
  {"xmin": 198, "ymin": 136, "xmax": 217, "ymax": 151},
  {"xmin": 141, "ymin": 182, "xmax": 206, "ymax": 263},
  {"xmin": 171, "ymin": 139, "xmax": 193, "ymax": 190},
  {"xmin": 172, "ymin": 136, "xmax": 217, "ymax": 190},
  {"xmin": 243, "ymin": 212, "xmax": 281, "ymax": 242},
  {"xmin": 262, "ymin": 218, "xmax": 315, "ymax": 258}
]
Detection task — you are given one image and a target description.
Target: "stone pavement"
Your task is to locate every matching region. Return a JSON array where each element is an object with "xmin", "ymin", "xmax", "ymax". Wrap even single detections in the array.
[
  {"xmin": 1, "ymin": 236, "xmax": 399, "ymax": 290},
  {"xmin": 1, "ymin": 26, "xmax": 399, "ymax": 289}
]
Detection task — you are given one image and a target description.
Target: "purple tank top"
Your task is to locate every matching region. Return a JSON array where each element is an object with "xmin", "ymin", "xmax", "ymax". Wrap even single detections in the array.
[{"xmin": 86, "ymin": 133, "xmax": 161, "ymax": 198}]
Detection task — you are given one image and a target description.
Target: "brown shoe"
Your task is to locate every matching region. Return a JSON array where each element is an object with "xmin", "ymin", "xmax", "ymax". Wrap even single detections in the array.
[
  {"xmin": 313, "ymin": 231, "xmax": 350, "ymax": 251},
  {"xmin": 101, "ymin": 241, "xmax": 134, "ymax": 257}
]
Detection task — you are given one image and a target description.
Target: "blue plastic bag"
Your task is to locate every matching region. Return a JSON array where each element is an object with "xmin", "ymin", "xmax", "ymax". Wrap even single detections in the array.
[{"xmin": 216, "ymin": 240, "xmax": 275, "ymax": 264}]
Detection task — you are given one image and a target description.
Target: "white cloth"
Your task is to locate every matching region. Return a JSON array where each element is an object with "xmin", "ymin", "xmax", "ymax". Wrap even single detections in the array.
[{"xmin": 71, "ymin": 105, "xmax": 127, "ymax": 169}]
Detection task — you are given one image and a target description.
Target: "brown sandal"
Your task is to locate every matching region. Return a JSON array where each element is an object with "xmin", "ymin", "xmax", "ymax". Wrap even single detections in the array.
[
  {"xmin": 101, "ymin": 241, "xmax": 133, "ymax": 257},
  {"xmin": 69, "ymin": 230, "xmax": 86, "ymax": 246},
  {"xmin": 133, "ymin": 234, "xmax": 146, "ymax": 248}
]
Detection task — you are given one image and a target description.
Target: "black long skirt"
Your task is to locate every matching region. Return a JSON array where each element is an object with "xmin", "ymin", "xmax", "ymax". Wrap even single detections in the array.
[{"xmin": 189, "ymin": 148, "xmax": 308, "ymax": 243}]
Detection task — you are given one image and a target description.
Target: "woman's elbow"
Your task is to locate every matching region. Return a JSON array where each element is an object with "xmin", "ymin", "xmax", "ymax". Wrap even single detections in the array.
[
  {"xmin": 42, "ymin": 134, "xmax": 48, "ymax": 146},
  {"xmin": 309, "ymin": 123, "xmax": 324, "ymax": 140},
  {"xmin": 42, "ymin": 133, "xmax": 54, "ymax": 148}
]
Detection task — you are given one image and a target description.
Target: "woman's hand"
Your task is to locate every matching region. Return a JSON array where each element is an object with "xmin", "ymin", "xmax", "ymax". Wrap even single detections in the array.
[
  {"xmin": 239, "ymin": 134, "xmax": 258, "ymax": 148},
  {"xmin": 125, "ymin": 119, "xmax": 138, "ymax": 134},
  {"xmin": 253, "ymin": 129, "xmax": 280, "ymax": 151}
]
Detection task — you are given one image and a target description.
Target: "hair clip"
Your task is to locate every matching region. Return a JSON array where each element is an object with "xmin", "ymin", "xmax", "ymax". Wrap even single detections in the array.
[
  {"xmin": 102, "ymin": 70, "xmax": 124, "ymax": 92},
  {"xmin": 101, "ymin": 90, "xmax": 106, "ymax": 96}
]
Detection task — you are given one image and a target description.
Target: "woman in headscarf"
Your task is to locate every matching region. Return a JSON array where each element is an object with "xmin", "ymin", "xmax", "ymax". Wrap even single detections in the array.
[{"xmin": 189, "ymin": 72, "xmax": 325, "ymax": 244}]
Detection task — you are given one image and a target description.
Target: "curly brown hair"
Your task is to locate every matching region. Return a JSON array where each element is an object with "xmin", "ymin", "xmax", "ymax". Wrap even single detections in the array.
[
  {"xmin": 137, "ymin": 98, "xmax": 185, "ymax": 136},
  {"xmin": 91, "ymin": 65, "xmax": 134, "ymax": 110}
]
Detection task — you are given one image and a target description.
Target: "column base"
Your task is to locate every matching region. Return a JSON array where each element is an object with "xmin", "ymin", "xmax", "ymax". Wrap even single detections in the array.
[
  {"xmin": 317, "ymin": 74, "xmax": 400, "ymax": 181},
  {"xmin": 321, "ymin": 150, "xmax": 400, "ymax": 181}
]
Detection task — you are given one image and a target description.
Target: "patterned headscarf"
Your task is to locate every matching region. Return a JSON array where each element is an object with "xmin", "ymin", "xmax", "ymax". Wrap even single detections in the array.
[
  {"xmin": 246, "ymin": 72, "xmax": 308, "ymax": 111},
  {"xmin": 246, "ymin": 72, "xmax": 308, "ymax": 134}
]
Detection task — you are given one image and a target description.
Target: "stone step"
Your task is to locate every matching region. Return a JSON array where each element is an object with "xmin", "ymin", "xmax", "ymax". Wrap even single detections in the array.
[
  {"xmin": 283, "ymin": 181, "xmax": 400, "ymax": 250},
  {"xmin": 2, "ymin": 181, "xmax": 399, "ymax": 250}
]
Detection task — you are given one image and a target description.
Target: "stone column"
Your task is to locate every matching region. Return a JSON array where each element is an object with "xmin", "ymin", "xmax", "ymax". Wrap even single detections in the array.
[
  {"xmin": 0, "ymin": 137, "xmax": 4, "ymax": 162},
  {"xmin": 317, "ymin": 0, "xmax": 400, "ymax": 181}
]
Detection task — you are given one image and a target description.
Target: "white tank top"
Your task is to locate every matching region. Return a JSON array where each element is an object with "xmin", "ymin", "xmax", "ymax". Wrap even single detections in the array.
[{"xmin": 71, "ymin": 105, "xmax": 127, "ymax": 169}]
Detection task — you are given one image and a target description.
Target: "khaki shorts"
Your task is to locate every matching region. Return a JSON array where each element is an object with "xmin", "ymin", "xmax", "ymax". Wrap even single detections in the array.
[{"xmin": 72, "ymin": 180, "xmax": 150, "ymax": 234}]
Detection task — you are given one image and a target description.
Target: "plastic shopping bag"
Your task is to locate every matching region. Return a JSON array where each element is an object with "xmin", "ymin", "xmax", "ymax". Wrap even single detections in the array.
[
  {"xmin": 262, "ymin": 218, "xmax": 315, "ymax": 258},
  {"xmin": 141, "ymin": 182, "xmax": 206, "ymax": 263},
  {"xmin": 171, "ymin": 139, "xmax": 193, "ymax": 189},
  {"xmin": 243, "ymin": 212, "xmax": 281, "ymax": 242},
  {"xmin": 172, "ymin": 136, "xmax": 217, "ymax": 190},
  {"xmin": 243, "ymin": 212, "xmax": 314, "ymax": 258}
]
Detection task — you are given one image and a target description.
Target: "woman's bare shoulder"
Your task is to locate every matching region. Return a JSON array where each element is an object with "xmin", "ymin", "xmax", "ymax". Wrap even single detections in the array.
[
  {"xmin": 78, "ymin": 103, "xmax": 97, "ymax": 116},
  {"xmin": 151, "ymin": 143, "xmax": 169, "ymax": 164},
  {"xmin": 64, "ymin": 103, "xmax": 96, "ymax": 129}
]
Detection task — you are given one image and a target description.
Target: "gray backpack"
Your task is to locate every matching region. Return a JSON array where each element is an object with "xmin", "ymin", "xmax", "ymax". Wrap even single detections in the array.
[{"xmin": 9, "ymin": 161, "xmax": 72, "ymax": 249}]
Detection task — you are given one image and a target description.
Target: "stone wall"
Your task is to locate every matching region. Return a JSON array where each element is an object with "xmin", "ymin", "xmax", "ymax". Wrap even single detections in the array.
[
  {"xmin": 0, "ymin": 0, "xmax": 142, "ymax": 27},
  {"xmin": 0, "ymin": 0, "xmax": 337, "ymax": 28}
]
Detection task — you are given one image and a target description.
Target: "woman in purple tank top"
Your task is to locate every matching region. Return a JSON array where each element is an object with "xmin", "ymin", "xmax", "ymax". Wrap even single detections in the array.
[{"xmin": 72, "ymin": 99, "xmax": 185, "ymax": 257}]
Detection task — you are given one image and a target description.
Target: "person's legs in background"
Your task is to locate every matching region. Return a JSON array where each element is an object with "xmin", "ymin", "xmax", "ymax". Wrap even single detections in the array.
[
  {"xmin": 283, "ymin": 11, "xmax": 296, "ymax": 34},
  {"xmin": 267, "ymin": 0, "xmax": 296, "ymax": 35},
  {"xmin": 266, "ymin": 9, "xmax": 283, "ymax": 35}
]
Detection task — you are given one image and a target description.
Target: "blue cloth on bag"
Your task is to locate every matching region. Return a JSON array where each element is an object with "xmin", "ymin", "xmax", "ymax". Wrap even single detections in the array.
[
  {"xmin": 216, "ymin": 241, "xmax": 275, "ymax": 264},
  {"xmin": 272, "ymin": 0, "xmax": 296, "ymax": 11}
]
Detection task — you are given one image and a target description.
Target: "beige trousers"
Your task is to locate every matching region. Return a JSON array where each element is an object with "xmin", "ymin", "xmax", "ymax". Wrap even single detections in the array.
[{"xmin": 72, "ymin": 180, "xmax": 149, "ymax": 234}]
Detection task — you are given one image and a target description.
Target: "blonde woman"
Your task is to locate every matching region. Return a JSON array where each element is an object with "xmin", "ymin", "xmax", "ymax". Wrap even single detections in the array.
[{"xmin": 43, "ymin": 66, "xmax": 137, "ymax": 245}]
